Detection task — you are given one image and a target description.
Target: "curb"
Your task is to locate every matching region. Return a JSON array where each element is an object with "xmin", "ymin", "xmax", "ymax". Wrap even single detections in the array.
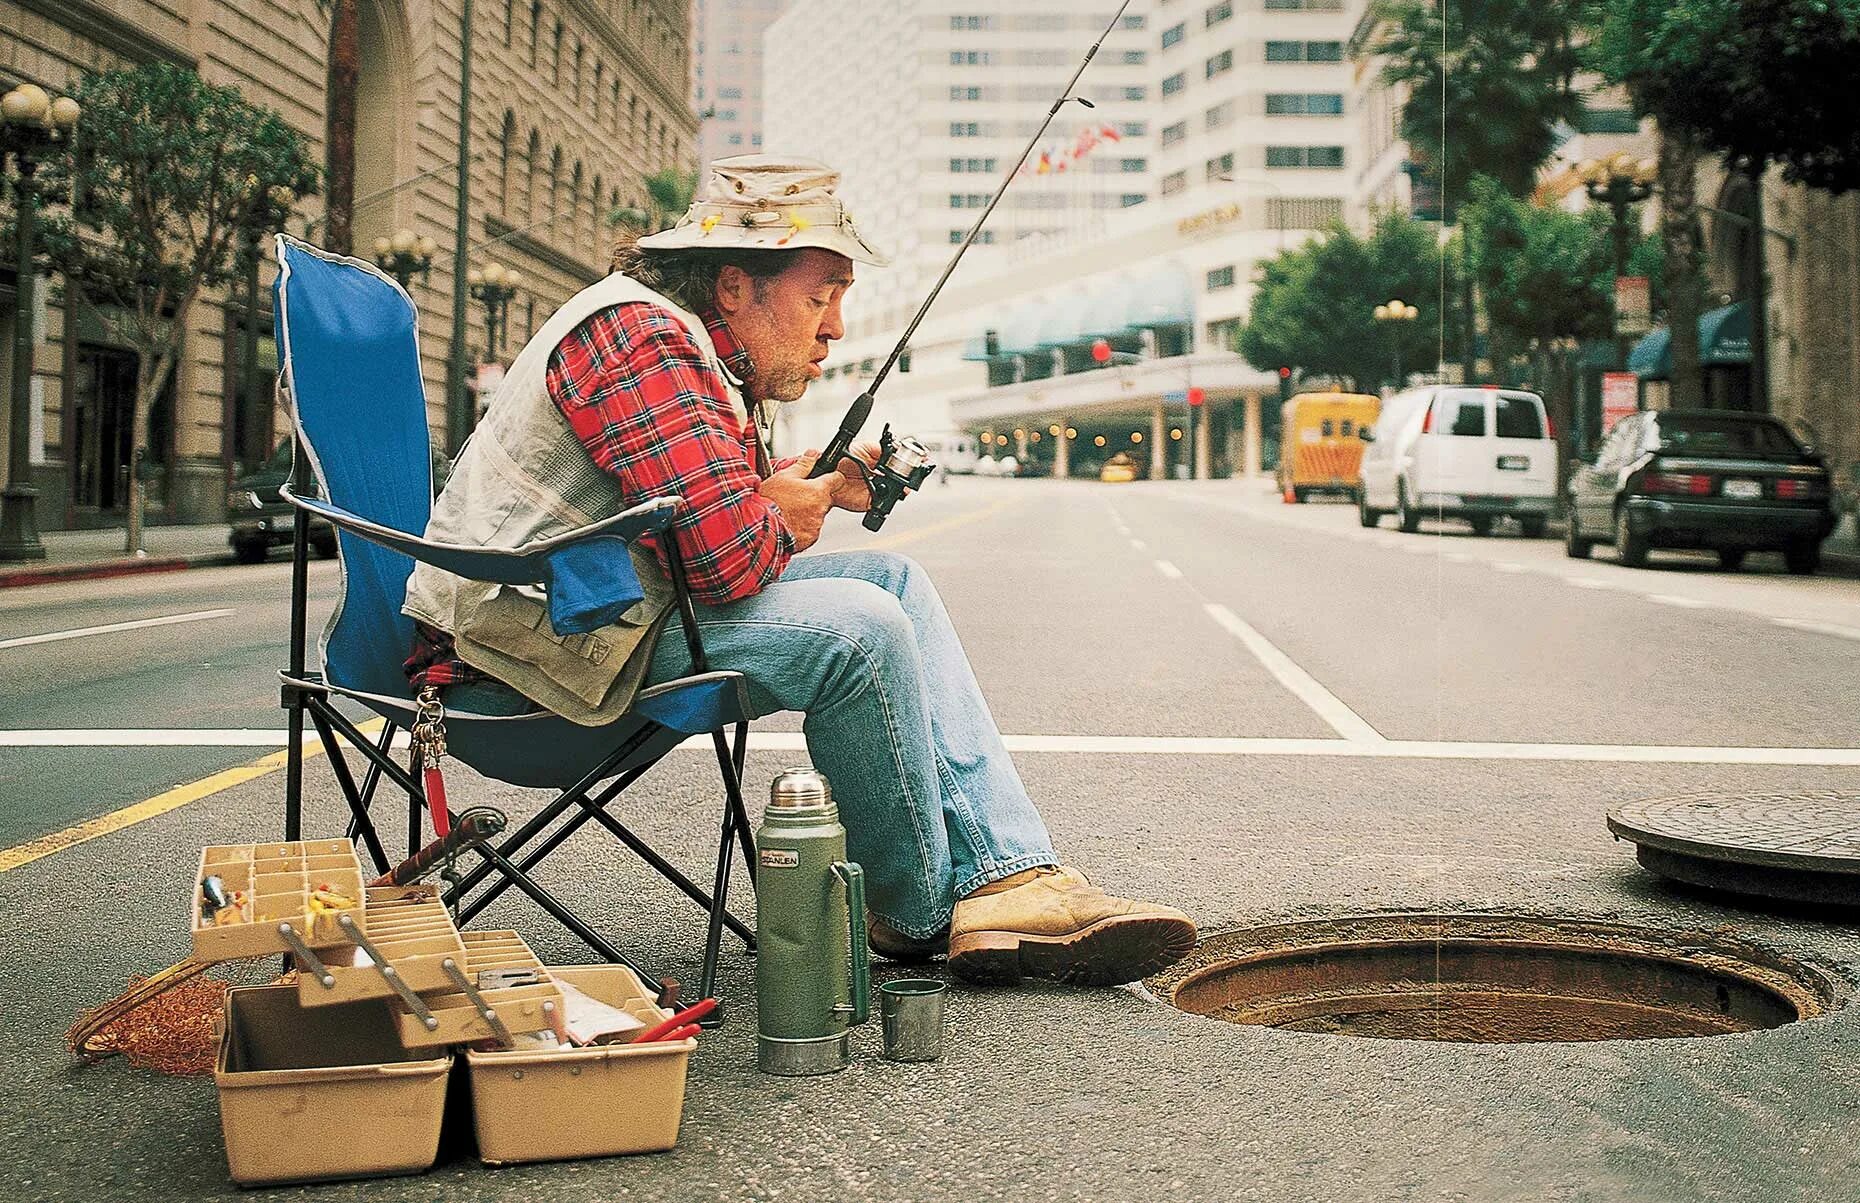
[{"xmin": 0, "ymin": 551, "xmax": 235, "ymax": 590}]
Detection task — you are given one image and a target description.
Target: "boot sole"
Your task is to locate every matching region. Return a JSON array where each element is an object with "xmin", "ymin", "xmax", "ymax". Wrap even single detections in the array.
[{"xmin": 947, "ymin": 915, "xmax": 1198, "ymax": 987}]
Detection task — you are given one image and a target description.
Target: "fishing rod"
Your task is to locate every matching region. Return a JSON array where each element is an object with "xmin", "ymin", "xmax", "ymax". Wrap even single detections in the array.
[{"xmin": 807, "ymin": 0, "xmax": 1134, "ymax": 525}]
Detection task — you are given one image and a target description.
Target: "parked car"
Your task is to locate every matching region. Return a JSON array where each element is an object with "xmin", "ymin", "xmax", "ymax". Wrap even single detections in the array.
[
  {"xmin": 1100, "ymin": 451, "xmax": 1139, "ymax": 483},
  {"xmin": 1565, "ymin": 409, "xmax": 1835, "ymax": 573},
  {"xmin": 1357, "ymin": 386, "xmax": 1556, "ymax": 536},
  {"xmin": 1278, "ymin": 391, "xmax": 1379, "ymax": 502},
  {"xmin": 229, "ymin": 439, "xmax": 451, "ymax": 564}
]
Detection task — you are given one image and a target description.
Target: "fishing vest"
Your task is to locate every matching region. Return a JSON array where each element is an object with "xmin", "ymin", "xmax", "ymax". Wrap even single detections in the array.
[{"xmin": 402, "ymin": 272, "xmax": 749, "ymax": 725}]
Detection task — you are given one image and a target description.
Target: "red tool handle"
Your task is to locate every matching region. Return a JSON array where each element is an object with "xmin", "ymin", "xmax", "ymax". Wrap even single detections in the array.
[
  {"xmin": 647, "ymin": 1024, "xmax": 701, "ymax": 1044},
  {"xmin": 423, "ymin": 763, "xmax": 451, "ymax": 838},
  {"xmin": 633, "ymin": 997, "xmax": 717, "ymax": 1043}
]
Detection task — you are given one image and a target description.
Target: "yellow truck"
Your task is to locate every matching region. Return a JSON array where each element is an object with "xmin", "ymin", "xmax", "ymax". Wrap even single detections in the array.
[{"xmin": 1277, "ymin": 392, "xmax": 1380, "ymax": 503}]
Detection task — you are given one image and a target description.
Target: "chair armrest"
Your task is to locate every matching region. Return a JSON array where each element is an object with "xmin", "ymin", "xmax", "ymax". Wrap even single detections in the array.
[{"xmin": 281, "ymin": 488, "xmax": 680, "ymax": 587}]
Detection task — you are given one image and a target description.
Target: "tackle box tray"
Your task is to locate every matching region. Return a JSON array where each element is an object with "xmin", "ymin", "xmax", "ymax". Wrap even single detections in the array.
[
  {"xmin": 390, "ymin": 929, "xmax": 564, "ymax": 1048},
  {"xmin": 295, "ymin": 885, "xmax": 471, "ymax": 1007},
  {"xmin": 192, "ymin": 839, "xmax": 365, "ymax": 961}
]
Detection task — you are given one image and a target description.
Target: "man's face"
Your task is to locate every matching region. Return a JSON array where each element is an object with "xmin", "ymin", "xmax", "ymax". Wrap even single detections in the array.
[{"xmin": 715, "ymin": 249, "xmax": 854, "ymax": 404}]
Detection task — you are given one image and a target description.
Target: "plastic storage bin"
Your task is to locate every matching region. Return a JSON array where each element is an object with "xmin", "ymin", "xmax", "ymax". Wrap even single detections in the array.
[
  {"xmin": 465, "ymin": 965, "xmax": 695, "ymax": 1165},
  {"xmin": 215, "ymin": 984, "xmax": 452, "ymax": 1186}
]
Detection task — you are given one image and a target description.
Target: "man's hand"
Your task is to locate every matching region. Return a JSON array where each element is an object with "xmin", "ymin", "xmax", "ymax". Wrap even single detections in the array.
[
  {"xmin": 759, "ymin": 454, "xmax": 838, "ymax": 551},
  {"xmin": 828, "ymin": 438, "xmax": 882, "ymax": 513}
]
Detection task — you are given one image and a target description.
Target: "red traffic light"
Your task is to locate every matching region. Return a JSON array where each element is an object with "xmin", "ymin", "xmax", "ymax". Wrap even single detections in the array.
[
  {"xmin": 1277, "ymin": 366, "xmax": 1292, "ymax": 379},
  {"xmin": 1091, "ymin": 338, "xmax": 1112, "ymax": 364},
  {"xmin": 1187, "ymin": 387, "xmax": 1205, "ymax": 407}
]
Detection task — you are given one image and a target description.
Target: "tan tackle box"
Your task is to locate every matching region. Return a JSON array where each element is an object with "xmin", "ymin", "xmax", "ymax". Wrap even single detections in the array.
[
  {"xmin": 465, "ymin": 965, "xmax": 695, "ymax": 1165},
  {"xmin": 215, "ymin": 984, "xmax": 452, "ymax": 1187},
  {"xmin": 389, "ymin": 929, "xmax": 564, "ymax": 1048},
  {"xmin": 296, "ymin": 885, "xmax": 470, "ymax": 1007},
  {"xmin": 192, "ymin": 839, "xmax": 365, "ymax": 961}
]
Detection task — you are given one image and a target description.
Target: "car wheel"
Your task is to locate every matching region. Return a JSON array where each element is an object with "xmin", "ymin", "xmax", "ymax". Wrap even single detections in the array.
[
  {"xmin": 1784, "ymin": 541, "xmax": 1821, "ymax": 575},
  {"xmin": 1468, "ymin": 516, "xmax": 1494, "ymax": 537},
  {"xmin": 1614, "ymin": 509, "xmax": 1650, "ymax": 568},
  {"xmin": 1717, "ymin": 549, "xmax": 1747, "ymax": 571},
  {"xmin": 1291, "ymin": 486, "xmax": 1309, "ymax": 504},
  {"xmin": 1520, "ymin": 516, "xmax": 1548, "ymax": 539},
  {"xmin": 1357, "ymin": 488, "xmax": 1381, "ymax": 528},
  {"xmin": 1396, "ymin": 482, "xmax": 1421, "ymax": 534},
  {"xmin": 312, "ymin": 535, "xmax": 339, "ymax": 560},
  {"xmin": 1565, "ymin": 513, "xmax": 1592, "ymax": 559},
  {"xmin": 231, "ymin": 538, "xmax": 268, "ymax": 565}
]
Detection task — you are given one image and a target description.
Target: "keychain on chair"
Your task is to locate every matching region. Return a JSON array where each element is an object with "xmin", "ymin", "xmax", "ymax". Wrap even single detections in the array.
[{"xmin": 411, "ymin": 685, "xmax": 452, "ymax": 839}]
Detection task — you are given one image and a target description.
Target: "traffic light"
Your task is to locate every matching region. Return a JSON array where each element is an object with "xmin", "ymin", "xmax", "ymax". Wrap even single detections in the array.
[
  {"xmin": 1091, "ymin": 338, "xmax": 1112, "ymax": 365},
  {"xmin": 1187, "ymin": 387, "xmax": 1205, "ymax": 407},
  {"xmin": 1278, "ymin": 366, "xmax": 1293, "ymax": 404}
]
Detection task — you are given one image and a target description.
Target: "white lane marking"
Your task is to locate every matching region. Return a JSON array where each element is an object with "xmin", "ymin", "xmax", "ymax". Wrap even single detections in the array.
[
  {"xmin": 1153, "ymin": 559, "xmax": 1183, "ymax": 579},
  {"xmin": 0, "ymin": 608, "xmax": 235, "ymax": 651},
  {"xmin": 1565, "ymin": 577, "xmax": 1616, "ymax": 590},
  {"xmin": 1773, "ymin": 617, "xmax": 1860, "ymax": 642},
  {"xmin": 1647, "ymin": 594, "xmax": 1710, "ymax": 609},
  {"xmin": 1202, "ymin": 603, "xmax": 1386, "ymax": 744},
  {"xmin": 10, "ymin": 728, "xmax": 1860, "ymax": 766},
  {"xmin": 1444, "ymin": 552, "xmax": 1475, "ymax": 563},
  {"xmin": 1493, "ymin": 562, "xmax": 1527, "ymax": 574},
  {"xmin": 1130, "ymin": 538, "xmax": 1147, "ymax": 551}
]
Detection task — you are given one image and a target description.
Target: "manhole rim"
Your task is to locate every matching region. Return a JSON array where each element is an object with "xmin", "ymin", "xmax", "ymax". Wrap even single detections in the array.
[{"xmin": 1146, "ymin": 910, "xmax": 1850, "ymax": 1043}]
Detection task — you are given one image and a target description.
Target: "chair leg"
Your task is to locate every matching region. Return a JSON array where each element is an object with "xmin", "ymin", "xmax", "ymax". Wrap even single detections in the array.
[
  {"xmin": 307, "ymin": 704, "xmax": 391, "ymax": 875},
  {"xmin": 344, "ymin": 722, "xmax": 397, "ymax": 860},
  {"xmin": 697, "ymin": 801, "xmax": 739, "ymax": 1013},
  {"xmin": 453, "ymin": 771, "xmax": 642, "ymax": 925},
  {"xmin": 714, "ymin": 725, "xmax": 757, "ymax": 887}
]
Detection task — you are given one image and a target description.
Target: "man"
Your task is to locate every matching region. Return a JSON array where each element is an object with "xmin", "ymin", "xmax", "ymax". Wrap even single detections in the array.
[{"xmin": 403, "ymin": 156, "xmax": 1195, "ymax": 986}]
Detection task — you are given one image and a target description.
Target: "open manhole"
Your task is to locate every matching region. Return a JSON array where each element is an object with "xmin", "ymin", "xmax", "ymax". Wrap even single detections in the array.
[{"xmin": 1149, "ymin": 914, "xmax": 1842, "ymax": 1043}]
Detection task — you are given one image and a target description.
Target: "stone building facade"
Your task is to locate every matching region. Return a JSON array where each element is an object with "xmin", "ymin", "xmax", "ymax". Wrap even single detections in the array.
[{"xmin": 0, "ymin": 0, "xmax": 696, "ymax": 530}]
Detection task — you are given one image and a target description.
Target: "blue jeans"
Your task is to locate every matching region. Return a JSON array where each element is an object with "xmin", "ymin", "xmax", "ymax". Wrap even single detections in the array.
[{"xmin": 644, "ymin": 549, "xmax": 1058, "ymax": 940}]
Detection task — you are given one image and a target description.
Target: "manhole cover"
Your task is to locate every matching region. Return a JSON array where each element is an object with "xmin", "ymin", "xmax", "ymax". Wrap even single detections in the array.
[
  {"xmin": 1608, "ymin": 790, "xmax": 1860, "ymax": 906},
  {"xmin": 1149, "ymin": 914, "xmax": 1841, "ymax": 1043}
]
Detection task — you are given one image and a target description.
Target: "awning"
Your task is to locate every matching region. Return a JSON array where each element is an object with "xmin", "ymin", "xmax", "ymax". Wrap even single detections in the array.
[
  {"xmin": 1033, "ymin": 291, "xmax": 1094, "ymax": 348},
  {"xmin": 1120, "ymin": 262, "xmax": 1195, "ymax": 330},
  {"xmin": 1628, "ymin": 301, "xmax": 1752, "ymax": 381},
  {"xmin": 993, "ymin": 302, "xmax": 1048, "ymax": 357}
]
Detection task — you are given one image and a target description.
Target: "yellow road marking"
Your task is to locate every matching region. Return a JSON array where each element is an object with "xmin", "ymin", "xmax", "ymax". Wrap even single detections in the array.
[
  {"xmin": 0, "ymin": 720, "xmax": 382, "ymax": 875},
  {"xmin": 862, "ymin": 495, "xmax": 1019, "ymax": 550}
]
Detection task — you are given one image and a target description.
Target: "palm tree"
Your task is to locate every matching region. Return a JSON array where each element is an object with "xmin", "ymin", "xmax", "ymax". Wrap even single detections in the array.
[{"xmin": 608, "ymin": 167, "xmax": 698, "ymax": 234}]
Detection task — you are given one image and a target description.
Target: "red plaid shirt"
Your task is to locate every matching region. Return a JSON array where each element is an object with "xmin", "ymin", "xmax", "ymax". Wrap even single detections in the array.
[{"xmin": 406, "ymin": 302, "xmax": 790, "ymax": 689}]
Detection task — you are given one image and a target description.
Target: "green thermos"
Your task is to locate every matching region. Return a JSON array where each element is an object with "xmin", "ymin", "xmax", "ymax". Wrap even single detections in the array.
[{"xmin": 755, "ymin": 766, "xmax": 872, "ymax": 1075}]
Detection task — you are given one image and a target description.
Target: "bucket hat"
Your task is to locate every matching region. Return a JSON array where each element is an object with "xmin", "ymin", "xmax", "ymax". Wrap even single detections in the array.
[{"xmin": 635, "ymin": 154, "xmax": 889, "ymax": 266}]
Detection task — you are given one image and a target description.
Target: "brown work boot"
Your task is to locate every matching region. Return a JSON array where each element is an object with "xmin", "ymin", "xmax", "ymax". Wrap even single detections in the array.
[
  {"xmin": 947, "ymin": 867, "xmax": 1197, "ymax": 987},
  {"xmin": 866, "ymin": 913, "xmax": 948, "ymax": 963}
]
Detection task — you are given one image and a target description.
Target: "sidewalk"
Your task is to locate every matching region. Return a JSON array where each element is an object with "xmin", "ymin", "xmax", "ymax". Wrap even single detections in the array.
[{"xmin": 0, "ymin": 523, "xmax": 235, "ymax": 589}]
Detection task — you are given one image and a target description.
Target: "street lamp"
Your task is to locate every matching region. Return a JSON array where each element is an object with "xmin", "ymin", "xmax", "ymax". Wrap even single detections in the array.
[
  {"xmin": 467, "ymin": 262, "xmax": 522, "ymax": 363},
  {"xmin": 372, "ymin": 228, "xmax": 439, "ymax": 291},
  {"xmin": 0, "ymin": 83, "xmax": 80, "ymax": 562},
  {"xmin": 1373, "ymin": 298, "xmax": 1419, "ymax": 390},
  {"xmin": 1577, "ymin": 153, "xmax": 1657, "ymax": 370}
]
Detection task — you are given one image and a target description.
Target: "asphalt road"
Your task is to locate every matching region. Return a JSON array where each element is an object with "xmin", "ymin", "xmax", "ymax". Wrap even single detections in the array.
[{"xmin": 3, "ymin": 476, "xmax": 1859, "ymax": 1201}]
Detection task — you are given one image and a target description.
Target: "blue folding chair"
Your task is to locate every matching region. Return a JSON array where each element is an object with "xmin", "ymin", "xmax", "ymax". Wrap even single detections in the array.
[{"xmin": 270, "ymin": 235, "xmax": 757, "ymax": 1004}]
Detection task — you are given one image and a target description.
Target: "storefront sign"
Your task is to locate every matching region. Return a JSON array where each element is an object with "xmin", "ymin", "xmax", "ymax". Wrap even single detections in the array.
[
  {"xmin": 1177, "ymin": 204, "xmax": 1242, "ymax": 237},
  {"xmin": 1614, "ymin": 276, "xmax": 1651, "ymax": 336},
  {"xmin": 1601, "ymin": 371, "xmax": 1639, "ymax": 432}
]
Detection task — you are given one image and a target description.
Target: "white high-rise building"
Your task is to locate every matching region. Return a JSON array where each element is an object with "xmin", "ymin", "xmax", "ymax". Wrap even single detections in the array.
[
  {"xmin": 764, "ymin": 3, "xmax": 1159, "ymax": 341},
  {"xmin": 690, "ymin": 0, "xmax": 787, "ymax": 168}
]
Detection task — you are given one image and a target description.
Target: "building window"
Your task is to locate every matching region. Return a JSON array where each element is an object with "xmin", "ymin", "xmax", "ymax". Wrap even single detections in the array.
[
  {"xmin": 950, "ymin": 157, "xmax": 999, "ymax": 172},
  {"xmin": 1266, "ymin": 196, "xmax": 1344, "ymax": 228},
  {"xmin": 1120, "ymin": 121, "xmax": 1148, "ymax": 137},
  {"xmin": 1161, "ymin": 21, "xmax": 1186, "ymax": 48},
  {"xmin": 1205, "ymin": 49, "xmax": 1233, "ymax": 78},
  {"xmin": 719, "ymin": 86, "xmax": 742, "ymax": 99},
  {"xmin": 1162, "ymin": 71, "xmax": 1187, "ymax": 97},
  {"xmin": 1266, "ymin": 92, "xmax": 1345, "ymax": 115},
  {"xmin": 1205, "ymin": 152, "xmax": 1234, "ymax": 181},
  {"xmin": 1307, "ymin": 41, "xmax": 1343, "ymax": 61},
  {"xmin": 528, "ymin": 0, "xmax": 540, "ymax": 64},
  {"xmin": 1265, "ymin": 145, "xmax": 1346, "ymax": 168},
  {"xmin": 751, "ymin": 133, "xmax": 762, "ymax": 147},
  {"xmin": 1579, "ymin": 108, "xmax": 1640, "ymax": 134},
  {"xmin": 1206, "ymin": 316, "xmax": 1242, "ymax": 350},
  {"xmin": 1120, "ymin": 157, "xmax": 1147, "ymax": 172},
  {"xmin": 950, "ymin": 122, "xmax": 980, "ymax": 137},
  {"xmin": 951, "ymin": 229, "xmax": 998, "ymax": 243},
  {"xmin": 1206, "ymin": 265, "xmax": 1236, "ymax": 290},
  {"xmin": 1122, "ymin": 193, "xmax": 1146, "ymax": 207},
  {"xmin": 950, "ymin": 50, "xmax": 993, "ymax": 65},
  {"xmin": 1206, "ymin": 100, "xmax": 1234, "ymax": 129},
  {"xmin": 727, "ymin": 132, "xmax": 743, "ymax": 145},
  {"xmin": 1161, "ymin": 170, "xmax": 1187, "ymax": 196},
  {"xmin": 950, "ymin": 14, "xmax": 993, "ymax": 29},
  {"xmin": 1205, "ymin": 1, "xmax": 1233, "ymax": 25},
  {"xmin": 951, "ymin": 86, "xmax": 982, "ymax": 100},
  {"xmin": 1122, "ymin": 50, "xmax": 1147, "ymax": 65},
  {"xmin": 950, "ymin": 193, "xmax": 990, "ymax": 208},
  {"xmin": 1266, "ymin": 0, "xmax": 1344, "ymax": 8},
  {"xmin": 1124, "ymin": 86, "xmax": 1147, "ymax": 101},
  {"xmin": 716, "ymin": 108, "xmax": 738, "ymax": 121},
  {"xmin": 1121, "ymin": 13, "xmax": 1146, "ymax": 28},
  {"xmin": 1161, "ymin": 120, "xmax": 1188, "ymax": 147},
  {"xmin": 1266, "ymin": 40, "xmax": 1341, "ymax": 63}
]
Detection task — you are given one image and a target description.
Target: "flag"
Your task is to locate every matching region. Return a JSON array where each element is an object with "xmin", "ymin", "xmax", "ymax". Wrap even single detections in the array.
[
  {"xmin": 1035, "ymin": 150, "xmax": 1052, "ymax": 175},
  {"xmin": 1099, "ymin": 122, "xmax": 1122, "ymax": 143}
]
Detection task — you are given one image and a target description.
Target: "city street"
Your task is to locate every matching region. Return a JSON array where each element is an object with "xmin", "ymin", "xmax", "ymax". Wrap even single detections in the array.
[{"xmin": 3, "ymin": 475, "xmax": 1859, "ymax": 1200}]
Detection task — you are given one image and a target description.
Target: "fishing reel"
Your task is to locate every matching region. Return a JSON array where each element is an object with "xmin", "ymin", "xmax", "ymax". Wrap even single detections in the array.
[{"xmin": 862, "ymin": 425, "xmax": 934, "ymax": 531}]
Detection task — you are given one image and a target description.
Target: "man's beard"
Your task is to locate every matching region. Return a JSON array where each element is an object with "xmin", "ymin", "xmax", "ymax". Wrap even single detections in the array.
[{"xmin": 751, "ymin": 366, "xmax": 812, "ymax": 404}]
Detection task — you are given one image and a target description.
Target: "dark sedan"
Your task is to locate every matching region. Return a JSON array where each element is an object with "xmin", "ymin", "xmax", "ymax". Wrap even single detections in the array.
[
  {"xmin": 229, "ymin": 440, "xmax": 451, "ymax": 564},
  {"xmin": 1566, "ymin": 410, "xmax": 1836, "ymax": 573}
]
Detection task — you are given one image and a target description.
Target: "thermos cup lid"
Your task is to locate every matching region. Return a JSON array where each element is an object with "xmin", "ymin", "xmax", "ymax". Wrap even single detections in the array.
[{"xmin": 769, "ymin": 766, "xmax": 833, "ymax": 810}]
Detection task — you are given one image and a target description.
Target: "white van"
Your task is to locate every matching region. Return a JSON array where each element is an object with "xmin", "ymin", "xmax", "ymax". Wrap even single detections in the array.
[{"xmin": 1357, "ymin": 386, "xmax": 1557, "ymax": 536}]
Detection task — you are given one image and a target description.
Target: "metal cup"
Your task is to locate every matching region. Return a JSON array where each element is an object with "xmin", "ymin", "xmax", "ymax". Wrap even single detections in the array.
[{"xmin": 878, "ymin": 978, "xmax": 947, "ymax": 1063}]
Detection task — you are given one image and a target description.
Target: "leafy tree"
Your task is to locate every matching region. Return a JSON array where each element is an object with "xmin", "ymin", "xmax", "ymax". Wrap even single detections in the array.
[
  {"xmin": 1372, "ymin": 0, "xmax": 1589, "ymax": 379},
  {"xmin": 1239, "ymin": 213, "xmax": 1454, "ymax": 393},
  {"xmin": 40, "ymin": 64, "xmax": 317, "ymax": 551},
  {"xmin": 608, "ymin": 167, "xmax": 698, "ymax": 233}
]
